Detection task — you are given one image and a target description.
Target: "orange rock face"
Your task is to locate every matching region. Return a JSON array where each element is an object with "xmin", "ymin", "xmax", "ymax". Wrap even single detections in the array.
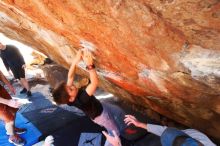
[{"xmin": 0, "ymin": 0, "xmax": 220, "ymax": 141}]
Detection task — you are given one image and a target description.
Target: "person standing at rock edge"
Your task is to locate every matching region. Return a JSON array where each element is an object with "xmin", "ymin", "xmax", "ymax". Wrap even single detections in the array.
[
  {"xmin": 52, "ymin": 49, "xmax": 120, "ymax": 136},
  {"xmin": 0, "ymin": 70, "xmax": 26, "ymax": 146},
  {"xmin": 0, "ymin": 42, "xmax": 32, "ymax": 97}
]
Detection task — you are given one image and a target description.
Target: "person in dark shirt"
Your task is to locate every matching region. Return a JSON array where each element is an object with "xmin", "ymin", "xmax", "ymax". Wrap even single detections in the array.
[
  {"xmin": 0, "ymin": 70, "xmax": 26, "ymax": 146},
  {"xmin": 0, "ymin": 42, "xmax": 31, "ymax": 96},
  {"xmin": 52, "ymin": 49, "xmax": 119, "ymax": 136}
]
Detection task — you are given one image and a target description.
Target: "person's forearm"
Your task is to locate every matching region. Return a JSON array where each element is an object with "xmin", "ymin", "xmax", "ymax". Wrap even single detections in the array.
[
  {"xmin": 136, "ymin": 122, "xmax": 167, "ymax": 136},
  {"xmin": 146, "ymin": 124, "xmax": 167, "ymax": 136},
  {"xmin": 88, "ymin": 69, "xmax": 98, "ymax": 86},
  {"xmin": 67, "ymin": 61, "xmax": 77, "ymax": 85},
  {"xmin": 0, "ymin": 97, "xmax": 9, "ymax": 105},
  {"xmin": 0, "ymin": 71, "xmax": 11, "ymax": 87},
  {"xmin": 68, "ymin": 61, "xmax": 77, "ymax": 79},
  {"xmin": 137, "ymin": 122, "xmax": 148, "ymax": 130}
]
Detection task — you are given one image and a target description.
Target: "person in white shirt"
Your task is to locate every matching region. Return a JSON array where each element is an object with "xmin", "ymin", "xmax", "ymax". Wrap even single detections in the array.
[{"xmin": 103, "ymin": 115, "xmax": 216, "ymax": 146}]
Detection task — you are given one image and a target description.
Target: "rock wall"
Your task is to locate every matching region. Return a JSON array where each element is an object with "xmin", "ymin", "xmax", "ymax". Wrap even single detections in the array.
[{"xmin": 0, "ymin": 0, "xmax": 220, "ymax": 141}]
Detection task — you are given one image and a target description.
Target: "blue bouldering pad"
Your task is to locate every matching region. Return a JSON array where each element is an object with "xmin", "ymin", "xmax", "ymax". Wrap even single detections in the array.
[{"xmin": 0, "ymin": 112, "xmax": 42, "ymax": 146}]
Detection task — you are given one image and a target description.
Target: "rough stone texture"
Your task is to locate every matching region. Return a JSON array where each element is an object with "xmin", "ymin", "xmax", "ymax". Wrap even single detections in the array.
[
  {"xmin": 0, "ymin": 0, "xmax": 219, "ymax": 142},
  {"xmin": 42, "ymin": 63, "xmax": 89, "ymax": 89},
  {"xmin": 42, "ymin": 64, "xmax": 68, "ymax": 89}
]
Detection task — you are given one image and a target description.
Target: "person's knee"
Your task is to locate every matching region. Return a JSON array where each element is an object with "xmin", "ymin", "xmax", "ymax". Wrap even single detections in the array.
[
  {"xmin": 19, "ymin": 78, "xmax": 28, "ymax": 84},
  {"xmin": 3, "ymin": 113, "xmax": 15, "ymax": 122},
  {"xmin": 5, "ymin": 117, "xmax": 14, "ymax": 123},
  {"xmin": 19, "ymin": 78, "xmax": 25, "ymax": 81}
]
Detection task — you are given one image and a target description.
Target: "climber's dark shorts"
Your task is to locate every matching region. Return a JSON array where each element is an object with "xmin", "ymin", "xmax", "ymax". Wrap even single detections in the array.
[{"xmin": 10, "ymin": 66, "xmax": 25, "ymax": 80}]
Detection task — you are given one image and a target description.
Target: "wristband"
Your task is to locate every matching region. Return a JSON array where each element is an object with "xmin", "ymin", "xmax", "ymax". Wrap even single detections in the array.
[{"xmin": 86, "ymin": 64, "xmax": 95, "ymax": 70}]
